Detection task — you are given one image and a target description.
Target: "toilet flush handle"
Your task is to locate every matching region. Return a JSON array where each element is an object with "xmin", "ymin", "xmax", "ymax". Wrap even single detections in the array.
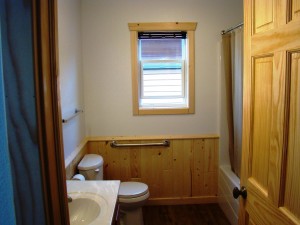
[{"xmin": 94, "ymin": 169, "xmax": 100, "ymax": 173}]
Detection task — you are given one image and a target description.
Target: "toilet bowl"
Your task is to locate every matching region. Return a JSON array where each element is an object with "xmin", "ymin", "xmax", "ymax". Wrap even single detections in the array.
[{"xmin": 77, "ymin": 154, "xmax": 149, "ymax": 225}]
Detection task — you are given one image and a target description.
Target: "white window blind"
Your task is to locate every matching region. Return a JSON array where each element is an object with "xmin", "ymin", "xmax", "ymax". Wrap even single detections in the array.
[{"xmin": 138, "ymin": 34, "xmax": 188, "ymax": 108}]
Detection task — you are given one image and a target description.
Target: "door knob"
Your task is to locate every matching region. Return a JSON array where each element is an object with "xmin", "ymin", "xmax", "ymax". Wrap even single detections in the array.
[{"xmin": 233, "ymin": 186, "xmax": 247, "ymax": 199}]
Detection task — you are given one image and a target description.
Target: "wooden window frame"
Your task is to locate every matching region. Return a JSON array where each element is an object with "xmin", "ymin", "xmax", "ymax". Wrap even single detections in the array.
[{"xmin": 128, "ymin": 22, "xmax": 197, "ymax": 115}]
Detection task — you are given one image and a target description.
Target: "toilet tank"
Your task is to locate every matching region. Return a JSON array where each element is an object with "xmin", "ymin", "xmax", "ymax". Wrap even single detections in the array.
[{"xmin": 78, "ymin": 154, "xmax": 104, "ymax": 180}]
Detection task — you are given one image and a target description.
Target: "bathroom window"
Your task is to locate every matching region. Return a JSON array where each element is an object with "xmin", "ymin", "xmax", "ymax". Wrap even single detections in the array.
[{"xmin": 128, "ymin": 22, "xmax": 197, "ymax": 115}]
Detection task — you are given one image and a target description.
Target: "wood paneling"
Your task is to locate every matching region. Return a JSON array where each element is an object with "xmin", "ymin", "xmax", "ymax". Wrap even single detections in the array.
[
  {"xmin": 251, "ymin": 56, "xmax": 273, "ymax": 192},
  {"xmin": 249, "ymin": 219, "xmax": 257, "ymax": 225},
  {"xmin": 192, "ymin": 139, "xmax": 218, "ymax": 196},
  {"xmin": 84, "ymin": 136, "xmax": 218, "ymax": 204},
  {"xmin": 253, "ymin": 0, "xmax": 274, "ymax": 34},
  {"xmin": 284, "ymin": 52, "xmax": 300, "ymax": 219},
  {"xmin": 291, "ymin": 0, "xmax": 300, "ymax": 21}
]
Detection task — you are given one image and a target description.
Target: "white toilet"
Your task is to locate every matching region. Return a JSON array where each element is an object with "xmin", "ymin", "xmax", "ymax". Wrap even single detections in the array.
[{"xmin": 77, "ymin": 154, "xmax": 150, "ymax": 225}]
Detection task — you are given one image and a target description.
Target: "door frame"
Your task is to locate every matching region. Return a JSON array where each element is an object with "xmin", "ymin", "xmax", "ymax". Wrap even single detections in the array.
[{"xmin": 32, "ymin": 1, "xmax": 69, "ymax": 224}]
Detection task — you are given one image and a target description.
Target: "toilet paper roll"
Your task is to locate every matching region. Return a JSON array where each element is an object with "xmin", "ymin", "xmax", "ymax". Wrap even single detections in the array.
[{"xmin": 72, "ymin": 174, "xmax": 85, "ymax": 181}]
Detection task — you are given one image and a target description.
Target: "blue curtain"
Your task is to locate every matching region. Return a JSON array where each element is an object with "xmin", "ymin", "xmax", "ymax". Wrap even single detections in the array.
[{"xmin": 0, "ymin": 0, "xmax": 46, "ymax": 224}]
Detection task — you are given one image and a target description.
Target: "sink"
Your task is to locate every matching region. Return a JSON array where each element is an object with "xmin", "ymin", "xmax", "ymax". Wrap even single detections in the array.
[
  {"xmin": 68, "ymin": 192, "xmax": 108, "ymax": 225},
  {"xmin": 69, "ymin": 198, "xmax": 100, "ymax": 225},
  {"xmin": 66, "ymin": 180, "xmax": 120, "ymax": 225}
]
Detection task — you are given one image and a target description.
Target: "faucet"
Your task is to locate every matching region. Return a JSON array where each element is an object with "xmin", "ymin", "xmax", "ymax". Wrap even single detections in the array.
[{"xmin": 67, "ymin": 195, "xmax": 72, "ymax": 203}]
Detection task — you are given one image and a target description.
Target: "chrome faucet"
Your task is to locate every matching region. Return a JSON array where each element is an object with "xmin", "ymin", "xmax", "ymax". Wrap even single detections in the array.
[{"xmin": 67, "ymin": 195, "xmax": 72, "ymax": 203}]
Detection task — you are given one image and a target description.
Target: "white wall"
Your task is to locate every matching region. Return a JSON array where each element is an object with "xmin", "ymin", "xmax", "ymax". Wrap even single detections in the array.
[
  {"xmin": 81, "ymin": 0, "xmax": 243, "ymax": 136},
  {"xmin": 58, "ymin": 0, "xmax": 86, "ymax": 160}
]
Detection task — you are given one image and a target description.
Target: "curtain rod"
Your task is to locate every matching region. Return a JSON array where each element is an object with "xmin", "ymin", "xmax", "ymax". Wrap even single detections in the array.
[{"xmin": 221, "ymin": 22, "xmax": 244, "ymax": 35}]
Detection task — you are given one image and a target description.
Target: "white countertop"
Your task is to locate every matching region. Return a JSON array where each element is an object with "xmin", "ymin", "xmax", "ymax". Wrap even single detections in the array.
[{"xmin": 67, "ymin": 180, "xmax": 120, "ymax": 225}]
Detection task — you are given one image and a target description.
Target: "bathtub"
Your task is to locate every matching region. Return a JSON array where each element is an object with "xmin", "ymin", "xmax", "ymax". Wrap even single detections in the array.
[{"xmin": 218, "ymin": 165, "xmax": 240, "ymax": 225}]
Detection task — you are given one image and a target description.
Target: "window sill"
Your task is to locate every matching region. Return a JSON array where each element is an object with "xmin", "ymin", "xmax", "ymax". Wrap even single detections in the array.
[{"xmin": 135, "ymin": 107, "xmax": 195, "ymax": 115}]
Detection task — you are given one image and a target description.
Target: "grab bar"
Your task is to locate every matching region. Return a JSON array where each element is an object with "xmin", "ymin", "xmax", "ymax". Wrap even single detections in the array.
[
  {"xmin": 110, "ymin": 140, "xmax": 170, "ymax": 148},
  {"xmin": 62, "ymin": 109, "xmax": 83, "ymax": 123}
]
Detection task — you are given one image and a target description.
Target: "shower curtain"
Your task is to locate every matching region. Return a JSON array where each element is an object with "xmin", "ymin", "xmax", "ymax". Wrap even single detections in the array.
[{"xmin": 222, "ymin": 28, "xmax": 243, "ymax": 178}]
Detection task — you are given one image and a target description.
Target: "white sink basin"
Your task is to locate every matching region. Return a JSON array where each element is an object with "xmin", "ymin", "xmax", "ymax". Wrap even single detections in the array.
[
  {"xmin": 68, "ymin": 192, "xmax": 108, "ymax": 225},
  {"xmin": 67, "ymin": 180, "xmax": 120, "ymax": 225}
]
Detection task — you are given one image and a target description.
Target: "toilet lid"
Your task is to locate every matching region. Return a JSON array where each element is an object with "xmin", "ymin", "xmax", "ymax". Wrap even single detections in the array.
[
  {"xmin": 119, "ymin": 182, "xmax": 149, "ymax": 198},
  {"xmin": 78, "ymin": 154, "xmax": 103, "ymax": 170}
]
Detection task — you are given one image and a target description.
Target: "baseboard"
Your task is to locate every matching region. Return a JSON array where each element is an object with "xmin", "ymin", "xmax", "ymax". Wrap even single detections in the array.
[{"xmin": 146, "ymin": 196, "xmax": 218, "ymax": 205}]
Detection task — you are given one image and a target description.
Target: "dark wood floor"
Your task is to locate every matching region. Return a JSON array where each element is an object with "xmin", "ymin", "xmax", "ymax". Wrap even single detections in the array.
[{"xmin": 143, "ymin": 204, "xmax": 231, "ymax": 225}]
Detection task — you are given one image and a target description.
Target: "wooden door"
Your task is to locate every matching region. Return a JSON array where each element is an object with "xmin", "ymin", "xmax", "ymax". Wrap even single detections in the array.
[{"xmin": 240, "ymin": 0, "xmax": 300, "ymax": 224}]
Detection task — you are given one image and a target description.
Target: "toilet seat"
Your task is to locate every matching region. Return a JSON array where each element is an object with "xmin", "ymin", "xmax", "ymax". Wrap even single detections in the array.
[
  {"xmin": 118, "ymin": 182, "xmax": 149, "ymax": 204},
  {"xmin": 118, "ymin": 191, "xmax": 150, "ymax": 204},
  {"xmin": 119, "ymin": 182, "xmax": 149, "ymax": 198}
]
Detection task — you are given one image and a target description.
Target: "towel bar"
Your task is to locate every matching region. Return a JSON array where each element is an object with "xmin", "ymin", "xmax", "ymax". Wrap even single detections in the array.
[{"xmin": 62, "ymin": 109, "xmax": 83, "ymax": 123}]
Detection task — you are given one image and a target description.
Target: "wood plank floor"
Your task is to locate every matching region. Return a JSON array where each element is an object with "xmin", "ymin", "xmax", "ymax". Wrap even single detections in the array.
[{"xmin": 143, "ymin": 204, "xmax": 231, "ymax": 225}]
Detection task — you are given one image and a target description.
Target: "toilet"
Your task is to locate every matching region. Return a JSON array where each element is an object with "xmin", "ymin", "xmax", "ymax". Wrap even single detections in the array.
[{"xmin": 77, "ymin": 154, "xmax": 150, "ymax": 225}]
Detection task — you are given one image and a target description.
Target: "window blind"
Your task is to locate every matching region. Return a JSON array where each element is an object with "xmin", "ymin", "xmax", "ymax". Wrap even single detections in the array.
[
  {"xmin": 138, "ymin": 31, "xmax": 187, "ymax": 39},
  {"xmin": 138, "ymin": 31, "xmax": 187, "ymax": 108}
]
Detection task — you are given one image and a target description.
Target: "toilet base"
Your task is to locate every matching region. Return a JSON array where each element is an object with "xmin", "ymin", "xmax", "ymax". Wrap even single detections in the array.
[{"xmin": 120, "ymin": 207, "xmax": 144, "ymax": 225}]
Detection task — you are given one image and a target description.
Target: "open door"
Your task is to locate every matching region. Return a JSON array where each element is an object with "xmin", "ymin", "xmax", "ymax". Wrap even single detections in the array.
[{"xmin": 238, "ymin": 0, "xmax": 300, "ymax": 224}]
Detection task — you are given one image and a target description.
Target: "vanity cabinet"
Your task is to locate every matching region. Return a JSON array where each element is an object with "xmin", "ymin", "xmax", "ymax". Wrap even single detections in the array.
[{"xmin": 112, "ymin": 203, "xmax": 120, "ymax": 225}]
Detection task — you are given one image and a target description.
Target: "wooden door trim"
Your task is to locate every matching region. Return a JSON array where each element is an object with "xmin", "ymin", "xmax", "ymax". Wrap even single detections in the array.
[
  {"xmin": 239, "ymin": 0, "xmax": 251, "ymax": 224},
  {"xmin": 32, "ymin": 0, "xmax": 69, "ymax": 224}
]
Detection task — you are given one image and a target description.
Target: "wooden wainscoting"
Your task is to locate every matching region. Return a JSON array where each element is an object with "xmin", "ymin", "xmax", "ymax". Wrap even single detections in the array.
[{"xmin": 86, "ymin": 135, "xmax": 219, "ymax": 205}]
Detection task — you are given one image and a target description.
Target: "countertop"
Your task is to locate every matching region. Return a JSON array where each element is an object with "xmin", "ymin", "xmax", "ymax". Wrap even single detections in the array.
[{"xmin": 67, "ymin": 180, "xmax": 120, "ymax": 225}]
